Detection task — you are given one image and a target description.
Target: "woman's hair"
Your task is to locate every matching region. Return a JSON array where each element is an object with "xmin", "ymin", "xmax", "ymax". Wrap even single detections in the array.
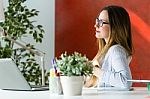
[{"xmin": 94, "ymin": 5, "xmax": 133, "ymax": 62}]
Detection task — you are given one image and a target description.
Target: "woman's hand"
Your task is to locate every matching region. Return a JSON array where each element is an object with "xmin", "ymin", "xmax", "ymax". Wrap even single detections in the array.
[
  {"xmin": 84, "ymin": 75, "xmax": 98, "ymax": 88},
  {"xmin": 93, "ymin": 66, "xmax": 104, "ymax": 79},
  {"xmin": 84, "ymin": 60, "xmax": 104, "ymax": 88}
]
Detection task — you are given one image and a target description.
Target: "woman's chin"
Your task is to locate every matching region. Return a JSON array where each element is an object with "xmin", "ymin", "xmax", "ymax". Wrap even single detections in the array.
[{"xmin": 95, "ymin": 34, "xmax": 101, "ymax": 38}]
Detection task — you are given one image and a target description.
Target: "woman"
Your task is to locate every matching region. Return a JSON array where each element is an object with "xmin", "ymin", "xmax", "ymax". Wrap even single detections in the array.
[{"xmin": 84, "ymin": 5, "xmax": 133, "ymax": 89}]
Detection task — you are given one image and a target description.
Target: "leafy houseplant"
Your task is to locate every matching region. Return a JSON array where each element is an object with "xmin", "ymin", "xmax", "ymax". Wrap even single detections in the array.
[
  {"xmin": 55, "ymin": 52, "xmax": 93, "ymax": 76},
  {"xmin": 0, "ymin": 0, "xmax": 46, "ymax": 85},
  {"xmin": 55, "ymin": 52, "xmax": 93, "ymax": 96}
]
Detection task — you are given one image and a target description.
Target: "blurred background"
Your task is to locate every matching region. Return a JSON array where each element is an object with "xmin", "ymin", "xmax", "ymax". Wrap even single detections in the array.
[{"xmin": 55, "ymin": 0, "xmax": 150, "ymax": 87}]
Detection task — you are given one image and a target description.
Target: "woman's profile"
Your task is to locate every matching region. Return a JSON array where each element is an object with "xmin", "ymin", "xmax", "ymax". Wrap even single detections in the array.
[{"xmin": 84, "ymin": 5, "xmax": 133, "ymax": 89}]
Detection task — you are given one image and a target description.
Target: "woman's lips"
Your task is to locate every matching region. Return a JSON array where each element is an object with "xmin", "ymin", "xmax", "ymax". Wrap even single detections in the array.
[
  {"xmin": 95, "ymin": 31, "xmax": 101, "ymax": 38},
  {"xmin": 95, "ymin": 31, "xmax": 100, "ymax": 33}
]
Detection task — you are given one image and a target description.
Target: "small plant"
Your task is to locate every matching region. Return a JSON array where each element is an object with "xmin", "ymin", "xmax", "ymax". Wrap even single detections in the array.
[{"xmin": 55, "ymin": 52, "xmax": 93, "ymax": 76}]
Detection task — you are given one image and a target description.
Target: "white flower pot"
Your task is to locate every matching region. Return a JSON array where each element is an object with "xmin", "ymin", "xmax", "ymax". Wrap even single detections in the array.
[{"xmin": 60, "ymin": 76, "xmax": 83, "ymax": 96}]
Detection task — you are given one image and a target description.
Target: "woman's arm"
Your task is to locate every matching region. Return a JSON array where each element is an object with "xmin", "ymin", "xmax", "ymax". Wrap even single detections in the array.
[{"xmin": 95, "ymin": 45, "xmax": 132, "ymax": 88}]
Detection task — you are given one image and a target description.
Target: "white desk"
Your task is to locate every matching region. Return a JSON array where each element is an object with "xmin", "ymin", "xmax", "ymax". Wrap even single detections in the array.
[{"xmin": 0, "ymin": 87, "xmax": 149, "ymax": 99}]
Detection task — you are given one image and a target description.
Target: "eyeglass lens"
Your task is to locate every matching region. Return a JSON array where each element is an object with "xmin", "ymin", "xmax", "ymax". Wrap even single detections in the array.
[{"xmin": 96, "ymin": 18, "xmax": 109, "ymax": 27}]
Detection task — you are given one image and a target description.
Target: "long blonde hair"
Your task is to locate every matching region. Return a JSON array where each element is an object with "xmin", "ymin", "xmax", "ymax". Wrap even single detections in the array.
[{"xmin": 94, "ymin": 5, "xmax": 133, "ymax": 63}]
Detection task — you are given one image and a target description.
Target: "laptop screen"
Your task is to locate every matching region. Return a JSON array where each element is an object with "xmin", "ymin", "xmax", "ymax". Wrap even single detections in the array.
[{"xmin": 0, "ymin": 58, "xmax": 31, "ymax": 90}]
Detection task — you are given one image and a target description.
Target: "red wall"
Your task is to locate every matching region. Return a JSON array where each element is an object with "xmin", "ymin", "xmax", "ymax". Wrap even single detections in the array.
[{"xmin": 55, "ymin": 0, "xmax": 150, "ymax": 87}]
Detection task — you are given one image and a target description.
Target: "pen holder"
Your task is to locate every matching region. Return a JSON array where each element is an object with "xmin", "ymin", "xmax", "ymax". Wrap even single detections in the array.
[{"xmin": 49, "ymin": 76, "xmax": 63, "ymax": 95}]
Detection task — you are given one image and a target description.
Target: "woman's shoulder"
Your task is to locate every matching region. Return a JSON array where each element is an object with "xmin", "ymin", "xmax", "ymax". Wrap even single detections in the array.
[
  {"xmin": 108, "ymin": 44, "xmax": 126, "ymax": 54},
  {"xmin": 107, "ymin": 44, "xmax": 132, "ymax": 64},
  {"xmin": 109, "ymin": 44, "xmax": 125, "ymax": 50}
]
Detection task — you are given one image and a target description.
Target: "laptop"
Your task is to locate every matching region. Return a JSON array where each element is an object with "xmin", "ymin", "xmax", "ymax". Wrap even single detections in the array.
[{"xmin": 0, "ymin": 58, "xmax": 48, "ymax": 91}]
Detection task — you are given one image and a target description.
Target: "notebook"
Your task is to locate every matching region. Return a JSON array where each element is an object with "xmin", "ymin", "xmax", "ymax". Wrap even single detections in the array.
[{"xmin": 0, "ymin": 58, "xmax": 48, "ymax": 91}]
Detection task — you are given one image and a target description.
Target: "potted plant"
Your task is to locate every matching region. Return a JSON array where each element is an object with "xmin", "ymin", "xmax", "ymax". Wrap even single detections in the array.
[{"xmin": 55, "ymin": 52, "xmax": 93, "ymax": 96}]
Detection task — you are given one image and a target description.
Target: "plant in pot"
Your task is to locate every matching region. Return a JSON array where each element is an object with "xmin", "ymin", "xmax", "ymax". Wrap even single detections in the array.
[{"xmin": 55, "ymin": 52, "xmax": 93, "ymax": 96}]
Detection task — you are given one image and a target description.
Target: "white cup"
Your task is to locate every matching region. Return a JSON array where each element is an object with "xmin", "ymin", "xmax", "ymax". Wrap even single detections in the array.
[{"xmin": 49, "ymin": 77, "xmax": 63, "ymax": 95}]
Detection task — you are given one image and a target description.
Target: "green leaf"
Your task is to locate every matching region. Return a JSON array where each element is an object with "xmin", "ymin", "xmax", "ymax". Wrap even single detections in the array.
[
  {"xmin": 33, "ymin": 32, "xmax": 37, "ymax": 38},
  {"xmin": 39, "ymin": 33, "xmax": 43, "ymax": 38}
]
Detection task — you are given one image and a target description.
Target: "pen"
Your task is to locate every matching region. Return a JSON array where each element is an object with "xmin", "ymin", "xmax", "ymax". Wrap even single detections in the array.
[{"xmin": 51, "ymin": 59, "xmax": 59, "ymax": 77}]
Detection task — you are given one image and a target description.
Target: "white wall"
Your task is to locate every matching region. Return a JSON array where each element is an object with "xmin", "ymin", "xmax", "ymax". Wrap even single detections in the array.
[{"xmin": 3, "ymin": 0, "xmax": 55, "ymax": 70}]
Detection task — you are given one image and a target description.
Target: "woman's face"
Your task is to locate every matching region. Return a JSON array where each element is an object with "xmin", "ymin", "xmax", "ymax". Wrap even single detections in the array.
[{"xmin": 95, "ymin": 10, "xmax": 110, "ymax": 43}]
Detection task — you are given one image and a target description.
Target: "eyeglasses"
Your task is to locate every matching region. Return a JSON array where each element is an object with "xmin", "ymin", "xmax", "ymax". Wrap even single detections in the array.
[{"xmin": 95, "ymin": 18, "xmax": 109, "ymax": 28}]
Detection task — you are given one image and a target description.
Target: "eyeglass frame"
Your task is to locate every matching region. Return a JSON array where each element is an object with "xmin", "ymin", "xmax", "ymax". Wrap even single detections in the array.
[{"xmin": 95, "ymin": 18, "xmax": 109, "ymax": 28}]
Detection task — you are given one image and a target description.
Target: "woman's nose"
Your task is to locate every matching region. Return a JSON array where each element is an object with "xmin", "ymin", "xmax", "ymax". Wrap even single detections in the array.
[{"xmin": 94, "ymin": 24, "xmax": 97, "ymax": 28}]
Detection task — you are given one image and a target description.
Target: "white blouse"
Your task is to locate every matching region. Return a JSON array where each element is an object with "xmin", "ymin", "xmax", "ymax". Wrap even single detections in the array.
[{"xmin": 98, "ymin": 44, "xmax": 132, "ymax": 89}]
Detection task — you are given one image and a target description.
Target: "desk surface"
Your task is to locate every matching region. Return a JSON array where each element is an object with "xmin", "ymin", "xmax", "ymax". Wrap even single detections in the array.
[{"xmin": 0, "ymin": 87, "xmax": 149, "ymax": 99}]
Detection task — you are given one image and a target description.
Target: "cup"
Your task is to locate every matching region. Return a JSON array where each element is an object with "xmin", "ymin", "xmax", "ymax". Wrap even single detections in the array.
[{"xmin": 49, "ymin": 76, "xmax": 63, "ymax": 95}]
